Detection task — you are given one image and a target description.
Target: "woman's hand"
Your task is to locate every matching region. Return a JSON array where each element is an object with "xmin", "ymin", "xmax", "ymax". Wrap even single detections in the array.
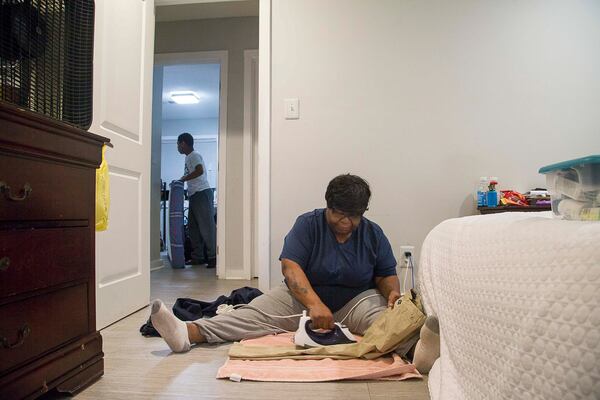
[
  {"xmin": 387, "ymin": 290, "xmax": 401, "ymax": 308},
  {"xmin": 308, "ymin": 302, "xmax": 335, "ymax": 330},
  {"xmin": 375, "ymin": 275, "xmax": 402, "ymax": 308}
]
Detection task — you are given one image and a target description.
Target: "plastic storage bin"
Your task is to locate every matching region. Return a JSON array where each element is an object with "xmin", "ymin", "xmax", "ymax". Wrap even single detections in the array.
[{"xmin": 539, "ymin": 155, "xmax": 600, "ymax": 221}]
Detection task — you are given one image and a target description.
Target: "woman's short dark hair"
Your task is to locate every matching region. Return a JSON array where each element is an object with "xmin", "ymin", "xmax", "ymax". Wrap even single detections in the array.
[
  {"xmin": 325, "ymin": 174, "xmax": 371, "ymax": 215},
  {"xmin": 177, "ymin": 132, "xmax": 194, "ymax": 147}
]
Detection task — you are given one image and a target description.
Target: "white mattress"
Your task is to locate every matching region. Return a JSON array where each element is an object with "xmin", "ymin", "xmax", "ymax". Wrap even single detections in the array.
[{"xmin": 419, "ymin": 212, "xmax": 600, "ymax": 400}]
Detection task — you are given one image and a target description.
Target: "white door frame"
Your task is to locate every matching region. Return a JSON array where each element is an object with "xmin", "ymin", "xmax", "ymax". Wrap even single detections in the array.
[
  {"xmin": 243, "ymin": 49, "xmax": 258, "ymax": 279},
  {"xmin": 257, "ymin": 0, "xmax": 271, "ymax": 291},
  {"xmin": 155, "ymin": 0, "xmax": 244, "ymax": 6},
  {"xmin": 154, "ymin": 51, "xmax": 228, "ymax": 278}
]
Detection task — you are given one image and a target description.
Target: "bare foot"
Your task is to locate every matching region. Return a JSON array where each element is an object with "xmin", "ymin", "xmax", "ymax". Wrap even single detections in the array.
[{"xmin": 187, "ymin": 322, "xmax": 206, "ymax": 344}]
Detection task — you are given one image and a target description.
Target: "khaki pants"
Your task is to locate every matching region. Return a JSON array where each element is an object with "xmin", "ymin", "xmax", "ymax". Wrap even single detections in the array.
[{"xmin": 227, "ymin": 290, "xmax": 426, "ymax": 360}]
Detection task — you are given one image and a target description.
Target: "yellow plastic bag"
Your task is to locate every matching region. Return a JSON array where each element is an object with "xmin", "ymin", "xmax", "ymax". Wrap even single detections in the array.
[{"xmin": 95, "ymin": 145, "xmax": 110, "ymax": 231}]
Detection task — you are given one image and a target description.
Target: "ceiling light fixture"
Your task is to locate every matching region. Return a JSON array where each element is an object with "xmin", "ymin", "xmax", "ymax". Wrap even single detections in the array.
[{"xmin": 170, "ymin": 91, "xmax": 200, "ymax": 104}]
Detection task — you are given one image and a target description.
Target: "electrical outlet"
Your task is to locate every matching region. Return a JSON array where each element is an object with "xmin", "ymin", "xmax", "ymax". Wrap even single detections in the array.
[
  {"xmin": 398, "ymin": 245, "xmax": 416, "ymax": 293},
  {"xmin": 399, "ymin": 245, "xmax": 415, "ymax": 264}
]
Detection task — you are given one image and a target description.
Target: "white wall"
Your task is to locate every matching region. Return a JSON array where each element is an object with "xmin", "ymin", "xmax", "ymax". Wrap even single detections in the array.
[
  {"xmin": 269, "ymin": 0, "xmax": 600, "ymax": 288},
  {"xmin": 156, "ymin": 17, "xmax": 259, "ymax": 273},
  {"xmin": 150, "ymin": 67, "xmax": 164, "ymax": 269},
  {"xmin": 162, "ymin": 118, "xmax": 218, "ymax": 139}
]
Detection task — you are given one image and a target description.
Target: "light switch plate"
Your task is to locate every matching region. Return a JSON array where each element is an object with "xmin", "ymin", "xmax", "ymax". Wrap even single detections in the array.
[{"xmin": 284, "ymin": 98, "xmax": 299, "ymax": 119}]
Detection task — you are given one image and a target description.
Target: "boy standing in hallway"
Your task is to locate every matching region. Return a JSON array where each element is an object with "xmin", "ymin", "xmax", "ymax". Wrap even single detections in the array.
[{"xmin": 177, "ymin": 132, "xmax": 216, "ymax": 268}]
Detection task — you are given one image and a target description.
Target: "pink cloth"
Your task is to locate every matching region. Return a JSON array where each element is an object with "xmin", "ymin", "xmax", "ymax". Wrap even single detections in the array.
[{"xmin": 217, "ymin": 333, "xmax": 422, "ymax": 382}]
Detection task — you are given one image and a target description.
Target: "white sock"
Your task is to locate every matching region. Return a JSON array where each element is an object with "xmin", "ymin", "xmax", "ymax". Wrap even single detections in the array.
[
  {"xmin": 413, "ymin": 316, "xmax": 440, "ymax": 373},
  {"xmin": 150, "ymin": 299, "xmax": 191, "ymax": 353}
]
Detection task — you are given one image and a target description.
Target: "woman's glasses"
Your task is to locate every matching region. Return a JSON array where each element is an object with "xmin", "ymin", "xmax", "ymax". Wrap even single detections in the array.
[{"xmin": 330, "ymin": 208, "xmax": 365, "ymax": 223}]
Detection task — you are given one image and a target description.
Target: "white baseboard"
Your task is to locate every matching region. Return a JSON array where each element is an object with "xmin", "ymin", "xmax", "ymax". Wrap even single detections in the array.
[
  {"xmin": 221, "ymin": 268, "xmax": 251, "ymax": 280},
  {"xmin": 151, "ymin": 258, "xmax": 164, "ymax": 272}
]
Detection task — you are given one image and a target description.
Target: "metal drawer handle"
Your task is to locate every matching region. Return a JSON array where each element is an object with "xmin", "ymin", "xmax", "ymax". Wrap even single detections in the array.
[
  {"xmin": 0, "ymin": 181, "xmax": 32, "ymax": 201},
  {"xmin": 1, "ymin": 324, "xmax": 31, "ymax": 349},
  {"xmin": 0, "ymin": 257, "xmax": 9, "ymax": 271}
]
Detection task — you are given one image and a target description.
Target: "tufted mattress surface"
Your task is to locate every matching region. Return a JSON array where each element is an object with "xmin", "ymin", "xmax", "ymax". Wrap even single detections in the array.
[{"xmin": 419, "ymin": 212, "xmax": 600, "ymax": 400}]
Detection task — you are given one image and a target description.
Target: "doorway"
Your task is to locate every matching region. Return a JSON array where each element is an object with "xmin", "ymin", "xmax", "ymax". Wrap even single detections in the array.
[
  {"xmin": 154, "ymin": 51, "xmax": 228, "ymax": 278},
  {"xmin": 151, "ymin": 0, "xmax": 269, "ymax": 291}
]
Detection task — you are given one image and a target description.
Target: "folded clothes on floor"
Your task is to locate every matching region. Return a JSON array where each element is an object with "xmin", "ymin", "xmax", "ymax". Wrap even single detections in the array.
[{"xmin": 217, "ymin": 332, "xmax": 422, "ymax": 382}]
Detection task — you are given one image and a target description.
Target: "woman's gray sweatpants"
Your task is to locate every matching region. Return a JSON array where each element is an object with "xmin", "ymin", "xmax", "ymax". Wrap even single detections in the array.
[{"xmin": 193, "ymin": 284, "xmax": 388, "ymax": 343}]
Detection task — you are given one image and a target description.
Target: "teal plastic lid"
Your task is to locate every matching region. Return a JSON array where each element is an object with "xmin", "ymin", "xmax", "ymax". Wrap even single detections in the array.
[{"xmin": 539, "ymin": 155, "xmax": 600, "ymax": 174}]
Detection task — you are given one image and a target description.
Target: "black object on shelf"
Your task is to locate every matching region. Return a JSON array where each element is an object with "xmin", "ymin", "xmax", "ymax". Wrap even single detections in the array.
[{"xmin": 478, "ymin": 205, "xmax": 551, "ymax": 215}]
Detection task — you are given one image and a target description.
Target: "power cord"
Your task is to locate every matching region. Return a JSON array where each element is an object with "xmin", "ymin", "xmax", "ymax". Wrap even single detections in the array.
[
  {"xmin": 402, "ymin": 251, "xmax": 415, "ymax": 293},
  {"xmin": 408, "ymin": 253, "xmax": 415, "ymax": 290},
  {"xmin": 215, "ymin": 293, "xmax": 385, "ymax": 333}
]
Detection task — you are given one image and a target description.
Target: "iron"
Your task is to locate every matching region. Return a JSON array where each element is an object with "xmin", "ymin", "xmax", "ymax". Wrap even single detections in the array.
[{"xmin": 293, "ymin": 310, "xmax": 357, "ymax": 347}]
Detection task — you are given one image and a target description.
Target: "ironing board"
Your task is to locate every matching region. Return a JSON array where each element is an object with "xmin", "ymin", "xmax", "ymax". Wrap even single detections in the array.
[{"xmin": 168, "ymin": 180, "xmax": 185, "ymax": 268}]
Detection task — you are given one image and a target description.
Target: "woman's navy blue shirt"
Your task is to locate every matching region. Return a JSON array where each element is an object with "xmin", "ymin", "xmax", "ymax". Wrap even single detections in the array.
[{"xmin": 279, "ymin": 208, "xmax": 397, "ymax": 312}]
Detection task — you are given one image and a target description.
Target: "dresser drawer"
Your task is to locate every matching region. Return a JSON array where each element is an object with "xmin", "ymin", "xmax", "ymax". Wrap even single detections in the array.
[
  {"xmin": 0, "ymin": 284, "xmax": 89, "ymax": 373},
  {"xmin": 0, "ymin": 333, "xmax": 103, "ymax": 400},
  {"xmin": 0, "ymin": 228, "xmax": 91, "ymax": 298},
  {"xmin": 0, "ymin": 154, "xmax": 93, "ymax": 222}
]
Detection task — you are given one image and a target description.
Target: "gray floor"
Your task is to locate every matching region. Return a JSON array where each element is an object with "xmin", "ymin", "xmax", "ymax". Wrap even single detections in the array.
[{"xmin": 45, "ymin": 263, "xmax": 430, "ymax": 399}]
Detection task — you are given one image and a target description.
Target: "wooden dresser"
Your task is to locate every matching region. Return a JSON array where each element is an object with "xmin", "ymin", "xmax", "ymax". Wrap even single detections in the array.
[{"xmin": 0, "ymin": 102, "xmax": 105, "ymax": 399}]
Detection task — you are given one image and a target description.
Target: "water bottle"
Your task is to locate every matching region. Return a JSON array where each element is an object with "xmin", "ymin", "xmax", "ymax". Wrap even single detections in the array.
[{"xmin": 477, "ymin": 177, "xmax": 488, "ymax": 207}]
